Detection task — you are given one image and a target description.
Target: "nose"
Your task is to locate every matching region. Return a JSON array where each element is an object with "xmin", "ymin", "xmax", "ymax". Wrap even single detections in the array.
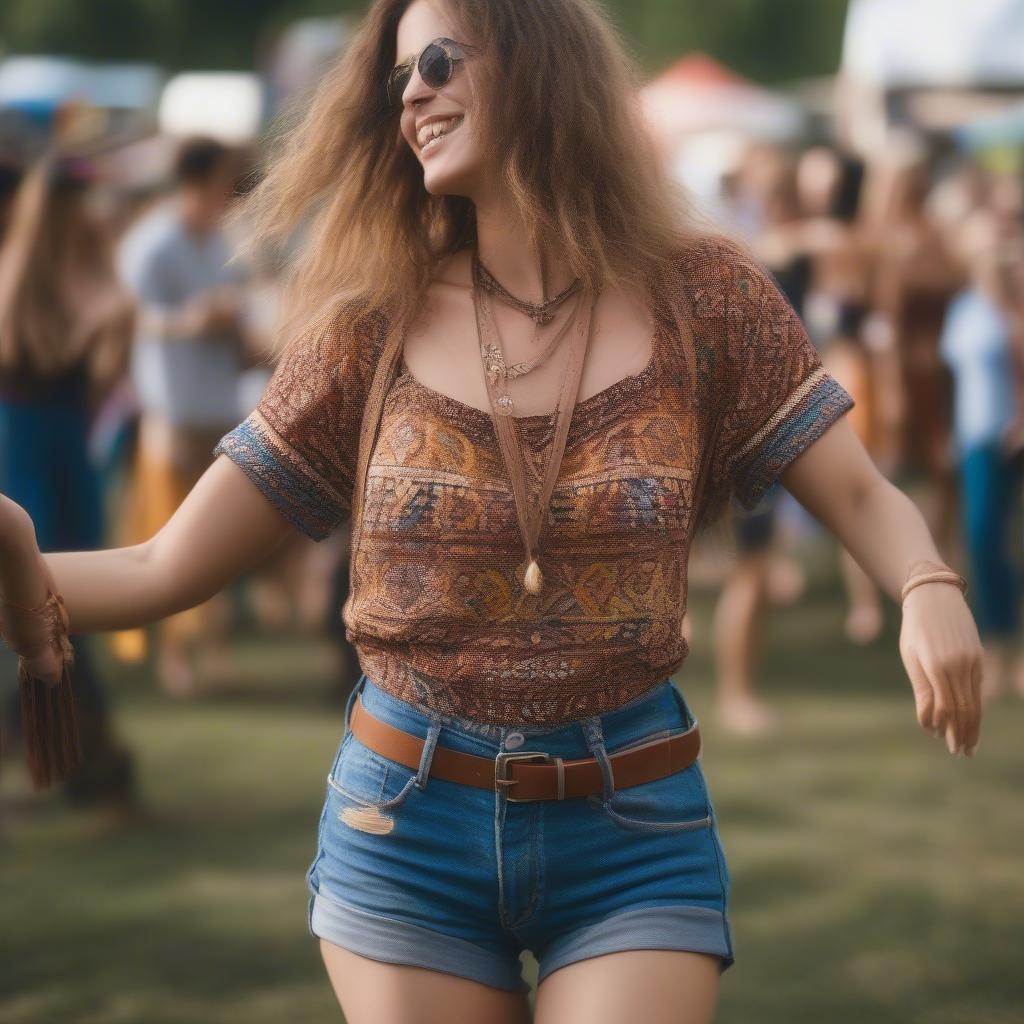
[{"xmin": 402, "ymin": 61, "xmax": 436, "ymax": 109}]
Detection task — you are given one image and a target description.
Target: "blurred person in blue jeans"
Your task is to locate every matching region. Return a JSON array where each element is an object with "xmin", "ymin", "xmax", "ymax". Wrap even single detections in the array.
[
  {"xmin": 113, "ymin": 137, "xmax": 250, "ymax": 697},
  {"xmin": 940, "ymin": 213, "xmax": 1024, "ymax": 702},
  {"xmin": 0, "ymin": 155, "xmax": 139, "ymax": 812}
]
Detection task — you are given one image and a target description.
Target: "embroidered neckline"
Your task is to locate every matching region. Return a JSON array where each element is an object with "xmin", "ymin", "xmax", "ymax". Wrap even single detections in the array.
[{"xmin": 393, "ymin": 322, "xmax": 664, "ymax": 442}]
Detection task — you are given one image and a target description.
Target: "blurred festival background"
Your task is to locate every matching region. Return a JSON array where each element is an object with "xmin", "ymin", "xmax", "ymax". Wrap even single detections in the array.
[{"xmin": 0, "ymin": 1, "xmax": 1022, "ymax": 1021}]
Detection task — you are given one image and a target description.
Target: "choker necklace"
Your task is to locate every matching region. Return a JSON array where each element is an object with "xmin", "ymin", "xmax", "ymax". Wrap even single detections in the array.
[
  {"xmin": 473, "ymin": 252, "xmax": 582, "ymax": 325},
  {"xmin": 472, "ymin": 256, "xmax": 584, "ymax": 413}
]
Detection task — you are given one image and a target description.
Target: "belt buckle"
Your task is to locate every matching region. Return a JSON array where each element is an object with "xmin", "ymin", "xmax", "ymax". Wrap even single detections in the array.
[{"xmin": 494, "ymin": 751, "xmax": 553, "ymax": 802}]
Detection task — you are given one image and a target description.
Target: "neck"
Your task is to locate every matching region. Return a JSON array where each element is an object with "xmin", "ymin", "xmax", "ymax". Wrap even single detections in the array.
[{"xmin": 472, "ymin": 196, "xmax": 575, "ymax": 303}]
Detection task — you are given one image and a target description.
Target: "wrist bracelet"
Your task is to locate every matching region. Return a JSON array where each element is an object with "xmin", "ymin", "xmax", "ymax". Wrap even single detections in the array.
[
  {"xmin": 0, "ymin": 590, "xmax": 55, "ymax": 615},
  {"xmin": 900, "ymin": 570, "xmax": 968, "ymax": 604}
]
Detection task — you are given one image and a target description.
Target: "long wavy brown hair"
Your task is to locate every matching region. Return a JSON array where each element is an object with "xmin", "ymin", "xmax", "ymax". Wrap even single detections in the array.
[
  {"xmin": 0, "ymin": 155, "xmax": 125, "ymax": 380},
  {"xmin": 240, "ymin": 0, "xmax": 700, "ymax": 350}
]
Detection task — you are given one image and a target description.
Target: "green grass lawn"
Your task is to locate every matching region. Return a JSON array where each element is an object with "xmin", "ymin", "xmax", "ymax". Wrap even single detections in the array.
[{"xmin": 2, "ymin": 536, "xmax": 1022, "ymax": 1023}]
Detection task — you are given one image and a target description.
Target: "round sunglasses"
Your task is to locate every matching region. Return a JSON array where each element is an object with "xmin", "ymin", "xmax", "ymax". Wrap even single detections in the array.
[{"xmin": 387, "ymin": 36, "xmax": 475, "ymax": 108}]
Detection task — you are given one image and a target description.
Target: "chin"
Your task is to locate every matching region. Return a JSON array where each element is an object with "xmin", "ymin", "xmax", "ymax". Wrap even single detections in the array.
[
  {"xmin": 423, "ymin": 179, "xmax": 466, "ymax": 197},
  {"xmin": 422, "ymin": 165, "xmax": 476, "ymax": 198},
  {"xmin": 417, "ymin": 143, "xmax": 480, "ymax": 197}
]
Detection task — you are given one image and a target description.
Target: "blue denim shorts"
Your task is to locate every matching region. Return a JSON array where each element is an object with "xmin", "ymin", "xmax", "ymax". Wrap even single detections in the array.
[{"xmin": 306, "ymin": 673, "xmax": 735, "ymax": 993}]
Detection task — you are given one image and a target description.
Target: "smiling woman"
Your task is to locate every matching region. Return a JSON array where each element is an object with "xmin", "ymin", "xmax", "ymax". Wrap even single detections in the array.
[{"xmin": 0, "ymin": 0, "xmax": 984, "ymax": 1022}]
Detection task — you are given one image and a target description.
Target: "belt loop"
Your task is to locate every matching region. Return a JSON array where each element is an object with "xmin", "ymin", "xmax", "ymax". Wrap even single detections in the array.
[
  {"xmin": 343, "ymin": 672, "xmax": 368, "ymax": 736},
  {"xmin": 581, "ymin": 716, "xmax": 615, "ymax": 801},
  {"xmin": 415, "ymin": 722, "xmax": 442, "ymax": 790},
  {"xmin": 669, "ymin": 680, "xmax": 697, "ymax": 730}
]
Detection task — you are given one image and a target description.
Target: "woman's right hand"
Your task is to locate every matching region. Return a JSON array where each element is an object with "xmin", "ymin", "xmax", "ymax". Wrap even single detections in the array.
[{"xmin": 0, "ymin": 495, "xmax": 67, "ymax": 686}]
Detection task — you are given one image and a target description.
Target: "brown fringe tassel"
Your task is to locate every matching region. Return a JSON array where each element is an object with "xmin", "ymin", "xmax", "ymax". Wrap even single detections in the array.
[{"xmin": 2, "ymin": 591, "xmax": 82, "ymax": 789}]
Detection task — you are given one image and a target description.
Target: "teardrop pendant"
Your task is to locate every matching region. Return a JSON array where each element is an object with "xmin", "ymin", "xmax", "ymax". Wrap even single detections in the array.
[{"xmin": 523, "ymin": 559, "xmax": 543, "ymax": 594}]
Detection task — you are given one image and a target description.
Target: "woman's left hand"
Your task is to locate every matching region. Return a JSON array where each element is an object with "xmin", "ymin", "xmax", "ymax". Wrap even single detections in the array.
[{"xmin": 898, "ymin": 581, "xmax": 984, "ymax": 757}]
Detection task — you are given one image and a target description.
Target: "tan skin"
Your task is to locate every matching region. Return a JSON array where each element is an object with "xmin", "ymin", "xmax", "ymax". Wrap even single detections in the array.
[{"xmin": 0, "ymin": 1, "xmax": 984, "ymax": 1021}]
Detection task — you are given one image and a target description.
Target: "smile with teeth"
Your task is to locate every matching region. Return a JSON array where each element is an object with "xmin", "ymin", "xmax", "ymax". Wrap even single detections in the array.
[{"xmin": 418, "ymin": 115, "xmax": 464, "ymax": 154}]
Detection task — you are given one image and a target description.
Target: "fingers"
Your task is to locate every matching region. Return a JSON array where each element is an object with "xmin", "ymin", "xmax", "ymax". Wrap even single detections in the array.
[
  {"xmin": 19, "ymin": 645, "xmax": 66, "ymax": 687},
  {"xmin": 904, "ymin": 647, "xmax": 936, "ymax": 732},
  {"xmin": 905, "ymin": 645, "xmax": 983, "ymax": 756},
  {"xmin": 924, "ymin": 656, "xmax": 959, "ymax": 753},
  {"xmin": 964, "ymin": 653, "xmax": 983, "ymax": 755},
  {"xmin": 945, "ymin": 651, "xmax": 983, "ymax": 756}
]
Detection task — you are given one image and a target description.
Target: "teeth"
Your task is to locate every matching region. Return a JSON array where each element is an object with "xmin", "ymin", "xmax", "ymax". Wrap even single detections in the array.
[{"xmin": 418, "ymin": 115, "xmax": 463, "ymax": 150}]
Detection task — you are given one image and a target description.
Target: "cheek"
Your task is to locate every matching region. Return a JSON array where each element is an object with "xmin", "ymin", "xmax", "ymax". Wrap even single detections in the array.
[
  {"xmin": 399, "ymin": 115, "xmax": 417, "ymax": 152},
  {"xmin": 448, "ymin": 118, "xmax": 481, "ymax": 165}
]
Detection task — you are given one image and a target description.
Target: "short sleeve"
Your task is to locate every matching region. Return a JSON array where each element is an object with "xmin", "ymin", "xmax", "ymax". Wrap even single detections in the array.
[
  {"xmin": 702, "ymin": 237, "xmax": 856, "ymax": 511},
  {"xmin": 212, "ymin": 311, "xmax": 387, "ymax": 540}
]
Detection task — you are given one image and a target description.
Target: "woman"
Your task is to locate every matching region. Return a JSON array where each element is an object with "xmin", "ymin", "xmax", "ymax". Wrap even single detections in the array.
[
  {"xmin": 939, "ymin": 212, "xmax": 1024, "ymax": 701},
  {"xmin": 713, "ymin": 147, "xmax": 816, "ymax": 737},
  {"xmin": 793, "ymin": 145, "xmax": 895, "ymax": 644},
  {"xmin": 0, "ymin": 2, "xmax": 983, "ymax": 1022},
  {"xmin": 873, "ymin": 157, "xmax": 964, "ymax": 548},
  {"xmin": 0, "ymin": 154, "xmax": 138, "ymax": 811}
]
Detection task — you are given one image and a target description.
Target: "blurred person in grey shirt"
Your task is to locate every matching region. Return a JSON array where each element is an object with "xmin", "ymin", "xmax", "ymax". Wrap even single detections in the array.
[{"xmin": 114, "ymin": 136, "xmax": 250, "ymax": 697}]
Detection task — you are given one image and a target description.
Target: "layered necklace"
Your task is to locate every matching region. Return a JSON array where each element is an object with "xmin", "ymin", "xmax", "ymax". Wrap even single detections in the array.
[{"xmin": 470, "ymin": 248, "xmax": 598, "ymax": 595}]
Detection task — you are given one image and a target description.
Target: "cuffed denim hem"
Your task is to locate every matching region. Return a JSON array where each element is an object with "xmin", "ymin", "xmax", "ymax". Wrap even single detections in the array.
[
  {"xmin": 536, "ymin": 904, "xmax": 735, "ymax": 986},
  {"xmin": 310, "ymin": 881, "xmax": 530, "ymax": 994}
]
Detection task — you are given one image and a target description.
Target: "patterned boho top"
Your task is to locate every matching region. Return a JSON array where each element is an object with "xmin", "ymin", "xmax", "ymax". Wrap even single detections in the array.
[{"xmin": 214, "ymin": 235, "xmax": 855, "ymax": 725}]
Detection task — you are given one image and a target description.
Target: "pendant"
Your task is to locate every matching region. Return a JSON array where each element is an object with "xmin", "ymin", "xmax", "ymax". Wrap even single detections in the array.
[{"xmin": 523, "ymin": 559, "xmax": 543, "ymax": 594}]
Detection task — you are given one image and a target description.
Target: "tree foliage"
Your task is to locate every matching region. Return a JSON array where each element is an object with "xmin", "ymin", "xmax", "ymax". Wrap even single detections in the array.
[{"xmin": 0, "ymin": 0, "xmax": 848, "ymax": 83}]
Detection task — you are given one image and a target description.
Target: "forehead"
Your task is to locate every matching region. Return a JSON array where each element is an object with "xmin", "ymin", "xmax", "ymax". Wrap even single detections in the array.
[{"xmin": 394, "ymin": 0, "xmax": 459, "ymax": 64}]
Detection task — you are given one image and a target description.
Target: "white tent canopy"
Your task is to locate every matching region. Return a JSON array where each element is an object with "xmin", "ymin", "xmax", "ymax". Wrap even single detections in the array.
[
  {"xmin": 158, "ymin": 72, "xmax": 263, "ymax": 144},
  {"xmin": 641, "ymin": 53, "xmax": 804, "ymax": 143},
  {"xmin": 843, "ymin": 0, "xmax": 1024, "ymax": 88}
]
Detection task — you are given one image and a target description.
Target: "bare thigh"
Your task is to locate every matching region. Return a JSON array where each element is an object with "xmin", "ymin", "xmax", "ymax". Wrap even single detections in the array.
[
  {"xmin": 320, "ymin": 939, "xmax": 533, "ymax": 1024},
  {"xmin": 534, "ymin": 949, "xmax": 721, "ymax": 1024}
]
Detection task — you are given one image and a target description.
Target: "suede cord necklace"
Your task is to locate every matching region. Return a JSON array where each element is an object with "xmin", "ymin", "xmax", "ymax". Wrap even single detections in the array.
[{"xmin": 471, "ymin": 249, "xmax": 597, "ymax": 595}]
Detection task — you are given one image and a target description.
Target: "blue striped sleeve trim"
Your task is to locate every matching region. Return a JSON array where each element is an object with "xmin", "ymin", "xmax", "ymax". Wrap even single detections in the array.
[
  {"xmin": 213, "ymin": 414, "xmax": 347, "ymax": 541},
  {"xmin": 731, "ymin": 368, "xmax": 855, "ymax": 510}
]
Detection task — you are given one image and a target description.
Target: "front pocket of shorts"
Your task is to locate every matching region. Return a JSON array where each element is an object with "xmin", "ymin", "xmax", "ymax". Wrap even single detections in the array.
[
  {"xmin": 327, "ymin": 733, "xmax": 419, "ymax": 816},
  {"xmin": 590, "ymin": 760, "xmax": 712, "ymax": 834}
]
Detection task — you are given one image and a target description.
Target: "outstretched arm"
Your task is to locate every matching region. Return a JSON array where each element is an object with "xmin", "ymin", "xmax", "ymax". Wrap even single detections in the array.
[
  {"xmin": 780, "ymin": 416, "xmax": 984, "ymax": 758},
  {"xmin": 2, "ymin": 455, "xmax": 297, "ymax": 636}
]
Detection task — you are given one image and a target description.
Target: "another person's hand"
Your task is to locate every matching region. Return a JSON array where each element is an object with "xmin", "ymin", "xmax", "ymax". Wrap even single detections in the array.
[
  {"xmin": 899, "ymin": 577, "xmax": 984, "ymax": 757},
  {"xmin": 197, "ymin": 285, "xmax": 243, "ymax": 335},
  {"xmin": 0, "ymin": 496, "xmax": 68, "ymax": 686}
]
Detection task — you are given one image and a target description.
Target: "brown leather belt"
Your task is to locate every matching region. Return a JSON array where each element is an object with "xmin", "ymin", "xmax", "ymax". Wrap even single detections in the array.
[{"xmin": 348, "ymin": 694, "xmax": 702, "ymax": 802}]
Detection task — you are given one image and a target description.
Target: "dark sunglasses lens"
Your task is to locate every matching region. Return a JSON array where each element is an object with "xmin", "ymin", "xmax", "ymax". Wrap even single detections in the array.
[{"xmin": 419, "ymin": 42, "xmax": 453, "ymax": 89}]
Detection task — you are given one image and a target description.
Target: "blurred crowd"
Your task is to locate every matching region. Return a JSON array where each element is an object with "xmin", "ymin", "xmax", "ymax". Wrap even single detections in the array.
[
  {"xmin": 0, "ymin": 137, "xmax": 359, "ymax": 814},
  {"xmin": 0, "ymin": 124, "xmax": 1021, "ymax": 813},
  {"xmin": 706, "ymin": 134, "xmax": 1024, "ymax": 734}
]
